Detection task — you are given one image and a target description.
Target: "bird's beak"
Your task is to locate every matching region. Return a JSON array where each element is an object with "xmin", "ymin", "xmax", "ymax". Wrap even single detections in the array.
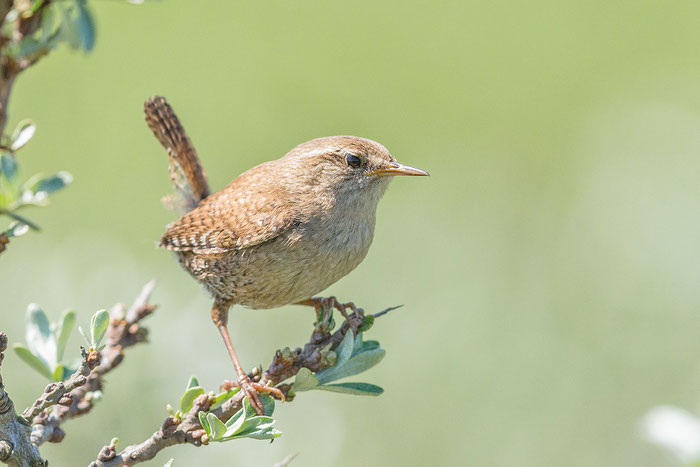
[{"xmin": 365, "ymin": 162, "xmax": 430, "ymax": 177}]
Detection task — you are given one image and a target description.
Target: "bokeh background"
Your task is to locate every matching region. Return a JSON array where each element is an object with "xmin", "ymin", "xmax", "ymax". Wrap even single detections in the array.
[{"xmin": 2, "ymin": 1, "xmax": 700, "ymax": 465}]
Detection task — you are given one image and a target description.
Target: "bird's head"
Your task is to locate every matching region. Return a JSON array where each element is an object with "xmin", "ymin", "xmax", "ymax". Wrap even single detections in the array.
[{"xmin": 281, "ymin": 136, "xmax": 428, "ymax": 207}]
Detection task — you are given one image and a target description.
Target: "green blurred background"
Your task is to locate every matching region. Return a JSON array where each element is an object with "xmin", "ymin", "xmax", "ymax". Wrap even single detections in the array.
[{"xmin": 2, "ymin": 0, "xmax": 700, "ymax": 465}]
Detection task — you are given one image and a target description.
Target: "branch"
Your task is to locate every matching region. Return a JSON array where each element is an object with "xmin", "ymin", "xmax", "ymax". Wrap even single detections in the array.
[
  {"xmin": 0, "ymin": 333, "xmax": 46, "ymax": 466},
  {"xmin": 90, "ymin": 305, "xmax": 382, "ymax": 466},
  {"xmin": 30, "ymin": 282, "xmax": 156, "ymax": 447}
]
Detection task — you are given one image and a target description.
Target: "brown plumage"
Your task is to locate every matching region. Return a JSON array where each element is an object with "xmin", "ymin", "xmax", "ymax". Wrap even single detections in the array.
[{"xmin": 144, "ymin": 96, "xmax": 428, "ymax": 414}]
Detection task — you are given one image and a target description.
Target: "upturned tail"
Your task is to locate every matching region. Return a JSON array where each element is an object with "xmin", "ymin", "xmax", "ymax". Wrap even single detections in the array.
[{"xmin": 144, "ymin": 95, "xmax": 210, "ymax": 212}]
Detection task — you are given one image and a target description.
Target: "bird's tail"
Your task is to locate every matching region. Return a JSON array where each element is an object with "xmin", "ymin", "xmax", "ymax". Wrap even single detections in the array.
[{"xmin": 144, "ymin": 95, "xmax": 210, "ymax": 212}]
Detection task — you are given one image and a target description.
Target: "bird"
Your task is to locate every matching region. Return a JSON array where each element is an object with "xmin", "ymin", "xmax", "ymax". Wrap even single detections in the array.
[{"xmin": 144, "ymin": 96, "xmax": 428, "ymax": 414}]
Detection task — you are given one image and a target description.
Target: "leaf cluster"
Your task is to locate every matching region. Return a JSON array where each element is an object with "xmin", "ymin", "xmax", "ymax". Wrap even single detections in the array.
[
  {"xmin": 290, "ymin": 330, "xmax": 385, "ymax": 396},
  {"xmin": 13, "ymin": 307, "xmax": 108, "ymax": 381},
  {"xmin": 0, "ymin": 120, "xmax": 71, "ymax": 239}
]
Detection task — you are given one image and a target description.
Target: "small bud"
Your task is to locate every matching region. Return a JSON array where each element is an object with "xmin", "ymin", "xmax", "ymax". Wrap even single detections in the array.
[
  {"xmin": 166, "ymin": 403, "xmax": 174, "ymax": 415},
  {"xmin": 97, "ymin": 445, "xmax": 116, "ymax": 462},
  {"xmin": 58, "ymin": 394, "xmax": 73, "ymax": 406},
  {"xmin": 49, "ymin": 427, "xmax": 65, "ymax": 443},
  {"xmin": 110, "ymin": 437, "xmax": 119, "ymax": 447}
]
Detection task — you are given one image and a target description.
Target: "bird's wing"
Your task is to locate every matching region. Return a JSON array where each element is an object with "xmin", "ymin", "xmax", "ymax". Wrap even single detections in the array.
[{"xmin": 159, "ymin": 164, "xmax": 297, "ymax": 254}]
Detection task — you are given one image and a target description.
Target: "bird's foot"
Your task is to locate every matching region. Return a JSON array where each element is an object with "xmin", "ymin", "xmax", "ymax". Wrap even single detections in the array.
[
  {"xmin": 297, "ymin": 296, "xmax": 364, "ymax": 323},
  {"xmin": 221, "ymin": 376, "xmax": 285, "ymax": 415}
]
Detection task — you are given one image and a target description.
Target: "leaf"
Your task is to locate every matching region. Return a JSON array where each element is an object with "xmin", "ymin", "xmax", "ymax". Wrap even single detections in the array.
[
  {"xmin": 31, "ymin": 172, "xmax": 72, "ymax": 196},
  {"xmin": 335, "ymin": 330, "xmax": 354, "ymax": 368},
  {"xmin": 291, "ymin": 367, "xmax": 319, "ymax": 392},
  {"xmin": 5, "ymin": 222, "xmax": 29, "ymax": 237},
  {"xmin": 5, "ymin": 210, "xmax": 40, "ymax": 231},
  {"xmin": 198, "ymin": 411, "xmax": 210, "ymax": 436},
  {"xmin": 259, "ymin": 394, "xmax": 275, "ymax": 416},
  {"xmin": 315, "ymin": 348, "xmax": 386, "ymax": 385},
  {"xmin": 25, "ymin": 304, "xmax": 56, "ymax": 370},
  {"xmin": 206, "ymin": 413, "xmax": 226, "ymax": 441},
  {"xmin": 360, "ymin": 340, "xmax": 380, "ymax": 353},
  {"xmin": 75, "ymin": 1, "xmax": 95, "ymax": 52},
  {"xmin": 90, "ymin": 309, "xmax": 109, "ymax": 348},
  {"xmin": 10, "ymin": 119, "xmax": 36, "ymax": 150},
  {"xmin": 56, "ymin": 309, "xmax": 76, "ymax": 361},
  {"xmin": 210, "ymin": 389, "xmax": 238, "ymax": 410},
  {"xmin": 315, "ymin": 382, "xmax": 384, "ymax": 396},
  {"xmin": 164, "ymin": 459, "xmax": 174, "ymax": 467},
  {"xmin": 241, "ymin": 427, "xmax": 283, "ymax": 440},
  {"xmin": 223, "ymin": 407, "xmax": 246, "ymax": 436},
  {"xmin": 13, "ymin": 344, "xmax": 53, "ymax": 380},
  {"xmin": 185, "ymin": 375, "xmax": 199, "ymax": 389},
  {"xmin": 178, "ymin": 386, "xmax": 204, "ymax": 414},
  {"xmin": 1, "ymin": 154, "xmax": 18, "ymax": 181},
  {"xmin": 236, "ymin": 415, "xmax": 275, "ymax": 437},
  {"xmin": 52, "ymin": 363, "xmax": 65, "ymax": 381}
]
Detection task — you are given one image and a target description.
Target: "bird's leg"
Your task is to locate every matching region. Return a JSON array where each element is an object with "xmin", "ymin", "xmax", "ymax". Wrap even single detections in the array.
[{"xmin": 211, "ymin": 301, "xmax": 284, "ymax": 415}]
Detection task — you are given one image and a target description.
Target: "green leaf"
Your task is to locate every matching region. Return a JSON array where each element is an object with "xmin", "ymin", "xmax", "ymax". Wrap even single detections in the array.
[
  {"xmin": 1, "ymin": 154, "xmax": 18, "ymax": 181},
  {"xmin": 291, "ymin": 367, "xmax": 319, "ymax": 392},
  {"xmin": 77, "ymin": 325, "xmax": 89, "ymax": 345},
  {"xmin": 75, "ymin": 1, "xmax": 95, "ymax": 52},
  {"xmin": 210, "ymin": 389, "xmax": 238, "ymax": 410},
  {"xmin": 259, "ymin": 394, "xmax": 275, "ymax": 416},
  {"xmin": 178, "ymin": 386, "xmax": 204, "ymax": 414},
  {"xmin": 5, "ymin": 222, "xmax": 29, "ymax": 237},
  {"xmin": 55, "ymin": 309, "xmax": 76, "ymax": 361},
  {"xmin": 90, "ymin": 309, "xmax": 109, "ymax": 349},
  {"xmin": 13, "ymin": 344, "xmax": 53, "ymax": 380},
  {"xmin": 52, "ymin": 363, "xmax": 65, "ymax": 381},
  {"xmin": 206, "ymin": 412, "xmax": 226, "ymax": 441},
  {"xmin": 236, "ymin": 415, "xmax": 275, "ymax": 436},
  {"xmin": 30, "ymin": 172, "xmax": 72, "ymax": 196},
  {"xmin": 164, "ymin": 459, "xmax": 174, "ymax": 467},
  {"xmin": 224, "ymin": 405, "xmax": 245, "ymax": 429},
  {"xmin": 185, "ymin": 375, "xmax": 199, "ymax": 389},
  {"xmin": 25, "ymin": 304, "xmax": 56, "ymax": 370},
  {"xmin": 315, "ymin": 348, "xmax": 386, "ymax": 385},
  {"xmin": 241, "ymin": 427, "xmax": 283, "ymax": 440},
  {"xmin": 315, "ymin": 382, "xmax": 384, "ymax": 396},
  {"xmin": 198, "ymin": 411, "xmax": 210, "ymax": 435},
  {"xmin": 223, "ymin": 407, "xmax": 246, "ymax": 436},
  {"xmin": 10, "ymin": 119, "xmax": 36, "ymax": 150},
  {"xmin": 335, "ymin": 330, "xmax": 354, "ymax": 368},
  {"xmin": 360, "ymin": 340, "xmax": 380, "ymax": 353}
]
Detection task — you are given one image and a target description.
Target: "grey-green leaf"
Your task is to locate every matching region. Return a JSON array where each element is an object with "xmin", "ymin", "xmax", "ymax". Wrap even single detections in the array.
[
  {"xmin": 185, "ymin": 375, "xmax": 199, "ymax": 390},
  {"xmin": 206, "ymin": 413, "xmax": 226, "ymax": 441},
  {"xmin": 198, "ymin": 411, "xmax": 210, "ymax": 436},
  {"xmin": 75, "ymin": 2, "xmax": 95, "ymax": 51},
  {"xmin": 1, "ymin": 154, "xmax": 18, "ymax": 181},
  {"xmin": 259, "ymin": 394, "xmax": 275, "ymax": 416},
  {"xmin": 13, "ymin": 344, "xmax": 52, "ymax": 380},
  {"xmin": 291, "ymin": 367, "xmax": 319, "ymax": 392},
  {"xmin": 31, "ymin": 172, "xmax": 72, "ymax": 196},
  {"xmin": 210, "ymin": 389, "xmax": 238, "ymax": 410},
  {"xmin": 5, "ymin": 211, "xmax": 40, "ymax": 231},
  {"xmin": 56, "ymin": 309, "xmax": 76, "ymax": 361},
  {"xmin": 315, "ymin": 348, "xmax": 386, "ymax": 385},
  {"xmin": 10, "ymin": 120, "xmax": 36, "ymax": 150},
  {"xmin": 25, "ymin": 304, "xmax": 56, "ymax": 369},
  {"xmin": 5, "ymin": 222, "xmax": 29, "ymax": 237},
  {"xmin": 335, "ymin": 330, "xmax": 354, "ymax": 368},
  {"xmin": 90, "ymin": 309, "xmax": 109, "ymax": 348},
  {"xmin": 178, "ymin": 386, "xmax": 204, "ymax": 414},
  {"xmin": 315, "ymin": 382, "xmax": 384, "ymax": 396}
]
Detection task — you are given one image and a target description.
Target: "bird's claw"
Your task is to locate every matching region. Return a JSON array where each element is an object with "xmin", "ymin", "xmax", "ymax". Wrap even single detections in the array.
[{"xmin": 221, "ymin": 377, "xmax": 286, "ymax": 415}]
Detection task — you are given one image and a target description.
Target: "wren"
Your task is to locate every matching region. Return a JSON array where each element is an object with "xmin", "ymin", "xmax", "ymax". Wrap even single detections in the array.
[{"xmin": 144, "ymin": 96, "xmax": 428, "ymax": 414}]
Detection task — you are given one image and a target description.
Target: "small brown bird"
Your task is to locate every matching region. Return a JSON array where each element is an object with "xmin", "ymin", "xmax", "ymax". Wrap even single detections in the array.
[{"xmin": 144, "ymin": 96, "xmax": 428, "ymax": 414}]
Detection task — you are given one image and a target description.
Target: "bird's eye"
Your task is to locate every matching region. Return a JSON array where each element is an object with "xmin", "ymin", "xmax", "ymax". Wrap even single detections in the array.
[{"xmin": 346, "ymin": 154, "xmax": 362, "ymax": 168}]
